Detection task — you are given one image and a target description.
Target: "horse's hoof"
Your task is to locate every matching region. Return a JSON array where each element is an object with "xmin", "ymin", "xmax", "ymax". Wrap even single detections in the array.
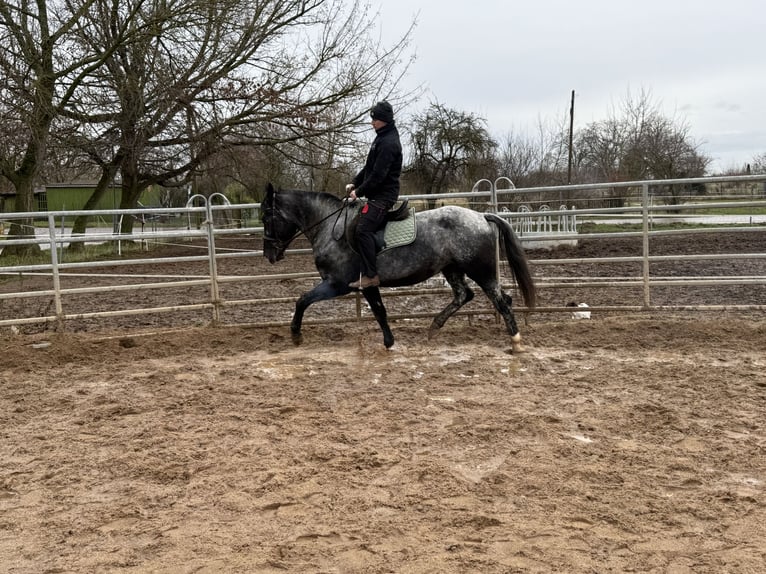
[
  {"xmin": 427, "ymin": 325, "xmax": 440, "ymax": 340},
  {"xmin": 291, "ymin": 331, "xmax": 303, "ymax": 346},
  {"xmin": 384, "ymin": 334, "xmax": 395, "ymax": 349},
  {"xmin": 511, "ymin": 333, "xmax": 524, "ymax": 354}
]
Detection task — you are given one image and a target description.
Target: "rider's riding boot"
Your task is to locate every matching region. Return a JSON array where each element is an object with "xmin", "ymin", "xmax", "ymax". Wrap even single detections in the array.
[{"xmin": 349, "ymin": 275, "xmax": 380, "ymax": 289}]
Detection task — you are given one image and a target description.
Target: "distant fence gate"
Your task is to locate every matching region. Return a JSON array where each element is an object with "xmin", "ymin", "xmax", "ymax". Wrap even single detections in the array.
[{"xmin": 1, "ymin": 175, "xmax": 765, "ymax": 334}]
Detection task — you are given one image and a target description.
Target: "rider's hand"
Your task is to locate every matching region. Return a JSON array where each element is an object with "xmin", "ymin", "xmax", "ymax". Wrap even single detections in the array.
[{"xmin": 345, "ymin": 184, "xmax": 355, "ymax": 193}]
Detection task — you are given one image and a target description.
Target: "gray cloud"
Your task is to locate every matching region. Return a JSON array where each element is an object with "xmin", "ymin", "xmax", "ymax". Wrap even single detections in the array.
[{"xmin": 379, "ymin": 0, "xmax": 766, "ymax": 171}]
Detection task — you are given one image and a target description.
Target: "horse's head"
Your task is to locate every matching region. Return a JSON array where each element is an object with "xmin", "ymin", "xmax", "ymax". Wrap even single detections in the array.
[{"xmin": 262, "ymin": 183, "xmax": 299, "ymax": 264}]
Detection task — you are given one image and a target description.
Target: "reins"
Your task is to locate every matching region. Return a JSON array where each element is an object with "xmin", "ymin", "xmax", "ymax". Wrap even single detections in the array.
[
  {"xmin": 330, "ymin": 197, "xmax": 355, "ymax": 242},
  {"xmin": 264, "ymin": 191, "xmax": 356, "ymax": 250}
]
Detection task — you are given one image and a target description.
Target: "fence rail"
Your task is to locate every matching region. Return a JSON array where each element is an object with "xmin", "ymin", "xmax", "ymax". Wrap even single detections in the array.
[{"xmin": 1, "ymin": 175, "xmax": 765, "ymax": 333}]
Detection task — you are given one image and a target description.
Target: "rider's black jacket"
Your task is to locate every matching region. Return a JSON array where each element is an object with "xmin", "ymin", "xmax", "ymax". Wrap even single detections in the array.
[{"xmin": 353, "ymin": 122, "xmax": 402, "ymax": 205}]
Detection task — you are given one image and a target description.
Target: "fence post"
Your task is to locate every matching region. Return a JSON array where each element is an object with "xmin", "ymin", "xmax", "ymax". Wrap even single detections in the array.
[
  {"xmin": 47, "ymin": 214, "xmax": 65, "ymax": 330},
  {"xmin": 642, "ymin": 183, "xmax": 651, "ymax": 308},
  {"xmin": 204, "ymin": 199, "xmax": 222, "ymax": 325}
]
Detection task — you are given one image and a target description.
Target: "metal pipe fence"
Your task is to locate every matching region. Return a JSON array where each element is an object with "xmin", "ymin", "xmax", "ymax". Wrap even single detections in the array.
[{"xmin": 1, "ymin": 175, "xmax": 765, "ymax": 333}]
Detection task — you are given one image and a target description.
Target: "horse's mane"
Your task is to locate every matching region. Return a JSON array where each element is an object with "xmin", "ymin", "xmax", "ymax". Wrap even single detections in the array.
[{"xmin": 284, "ymin": 188, "xmax": 344, "ymax": 208}]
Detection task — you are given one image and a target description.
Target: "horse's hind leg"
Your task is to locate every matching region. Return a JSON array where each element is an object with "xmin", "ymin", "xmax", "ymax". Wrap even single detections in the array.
[
  {"xmin": 428, "ymin": 268, "xmax": 474, "ymax": 339},
  {"xmin": 480, "ymin": 281, "xmax": 524, "ymax": 353}
]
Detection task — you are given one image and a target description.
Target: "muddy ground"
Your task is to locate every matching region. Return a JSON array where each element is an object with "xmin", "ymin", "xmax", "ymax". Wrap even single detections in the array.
[{"xmin": 1, "ymin": 230, "xmax": 765, "ymax": 573}]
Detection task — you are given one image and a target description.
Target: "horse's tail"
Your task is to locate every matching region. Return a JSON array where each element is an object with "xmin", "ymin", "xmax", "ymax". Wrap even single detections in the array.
[{"xmin": 484, "ymin": 213, "xmax": 536, "ymax": 309}]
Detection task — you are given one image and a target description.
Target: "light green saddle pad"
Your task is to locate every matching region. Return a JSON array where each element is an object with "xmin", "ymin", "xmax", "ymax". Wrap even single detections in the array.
[{"xmin": 381, "ymin": 208, "xmax": 416, "ymax": 252}]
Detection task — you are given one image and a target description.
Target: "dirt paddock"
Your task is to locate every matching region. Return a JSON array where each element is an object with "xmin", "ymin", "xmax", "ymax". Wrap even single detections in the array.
[
  {"xmin": 1, "ymin": 231, "xmax": 766, "ymax": 573},
  {"xmin": 1, "ymin": 313, "xmax": 764, "ymax": 573}
]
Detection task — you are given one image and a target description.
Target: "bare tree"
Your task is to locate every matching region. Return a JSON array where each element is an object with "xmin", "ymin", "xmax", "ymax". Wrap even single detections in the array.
[
  {"xmin": 60, "ymin": 0, "xmax": 413, "ymax": 235},
  {"xmin": 1, "ymin": 0, "xmax": 414, "ymax": 252},
  {"xmin": 750, "ymin": 153, "xmax": 766, "ymax": 174},
  {"xmin": 0, "ymin": 0, "xmax": 126, "ymax": 255},
  {"xmin": 532, "ymin": 113, "xmax": 570, "ymax": 185},
  {"xmin": 497, "ymin": 128, "xmax": 539, "ymax": 187},
  {"xmin": 406, "ymin": 103, "xmax": 496, "ymax": 208},
  {"xmin": 574, "ymin": 89, "xmax": 710, "ymax": 205}
]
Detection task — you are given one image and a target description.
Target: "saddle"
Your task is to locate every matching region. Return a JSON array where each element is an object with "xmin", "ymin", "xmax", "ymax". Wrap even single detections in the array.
[
  {"xmin": 346, "ymin": 199, "xmax": 417, "ymax": 253},
  {"xmin": 387, "ymin": 199, "xmax": 411, "ymax": 222}
]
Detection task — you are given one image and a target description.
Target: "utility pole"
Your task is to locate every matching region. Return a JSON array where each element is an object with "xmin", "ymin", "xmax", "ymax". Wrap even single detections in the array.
[{"xmin": 567, "ymin": 89, "xmax": 575, "ymax": 185}]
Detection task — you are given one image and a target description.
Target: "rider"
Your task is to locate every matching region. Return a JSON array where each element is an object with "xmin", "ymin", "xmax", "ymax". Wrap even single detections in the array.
[{"xmin": 346, "ymin": 101, "xmax": 402, "ymax": 289}]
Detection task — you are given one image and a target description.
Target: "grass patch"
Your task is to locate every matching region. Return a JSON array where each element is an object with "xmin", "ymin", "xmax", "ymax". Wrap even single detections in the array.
[
  {"xmin": 578, "ymin": 221, "xmax": 766, "ymax": 234},
  {"xmin": 689, "ymin": 206, "xmax": 766, "ymax": 216},
  {"xmin": 0, "ymin": 241, "xmax": 149, "ymax": 268}
]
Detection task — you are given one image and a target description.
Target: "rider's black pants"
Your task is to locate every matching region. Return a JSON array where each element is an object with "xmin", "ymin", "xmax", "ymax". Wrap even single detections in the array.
[{"xmin": 356, "ymin": 200, "xmax": 392, "ymax": 278}]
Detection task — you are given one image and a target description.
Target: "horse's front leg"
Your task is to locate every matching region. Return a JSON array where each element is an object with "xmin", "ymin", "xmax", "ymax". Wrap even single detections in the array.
[
  {"xmin": 362, "ymin": 286, "xmax": 395, "ymax": 349},
  {"xmin": 291, "ymin": 280, "xmax": 348, "ymax": 345}
]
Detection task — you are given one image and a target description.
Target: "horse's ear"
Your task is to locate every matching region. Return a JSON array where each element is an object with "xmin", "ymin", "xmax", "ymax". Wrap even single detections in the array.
[{"xmin": 266, "ymin": 182, "xmax": 275, "ymax": 195}]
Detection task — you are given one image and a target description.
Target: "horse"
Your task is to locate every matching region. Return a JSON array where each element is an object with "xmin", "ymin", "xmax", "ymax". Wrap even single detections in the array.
[{"xmin": 261, "ymin": 183, "xmax": 536, "ymax": 351}]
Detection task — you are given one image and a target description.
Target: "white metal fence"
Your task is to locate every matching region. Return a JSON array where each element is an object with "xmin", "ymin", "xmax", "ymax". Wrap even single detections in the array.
[{"xmin": 1, "ymin": 175, "xmax": 765, "ymax": 333}]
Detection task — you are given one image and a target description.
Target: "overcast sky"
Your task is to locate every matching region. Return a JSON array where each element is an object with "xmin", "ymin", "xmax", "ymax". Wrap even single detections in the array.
[{"xmin": 375, "ymin": 0, "xmax": 765, "ymax": 172}]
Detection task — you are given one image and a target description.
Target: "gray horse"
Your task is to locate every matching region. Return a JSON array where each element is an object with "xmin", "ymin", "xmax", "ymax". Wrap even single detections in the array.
[{"xmin": 262, "ymin": 184, "xmax": 536, "ymax": 351}]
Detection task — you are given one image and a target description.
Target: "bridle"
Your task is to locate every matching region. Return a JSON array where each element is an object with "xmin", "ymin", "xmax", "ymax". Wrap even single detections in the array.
[
  {"xmin": 262, "ymin": 190, "xmax": 354, "ymax": 251},
  {"xmin": 262, "ymin": 202, "xmax": 297, "ymax": 253}
]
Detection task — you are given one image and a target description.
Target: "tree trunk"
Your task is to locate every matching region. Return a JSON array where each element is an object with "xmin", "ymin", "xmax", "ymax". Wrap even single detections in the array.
[
  {"xmin": 68, "ymin": 164, "xmax": 121, "ymax": 253},
  {"xmin": 1, "ymin": 177, "xmax": 42, "ymax": 258},
  {"xmin": 117, "ymin": 174, "xmax": 147, "ymax": 235}
]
